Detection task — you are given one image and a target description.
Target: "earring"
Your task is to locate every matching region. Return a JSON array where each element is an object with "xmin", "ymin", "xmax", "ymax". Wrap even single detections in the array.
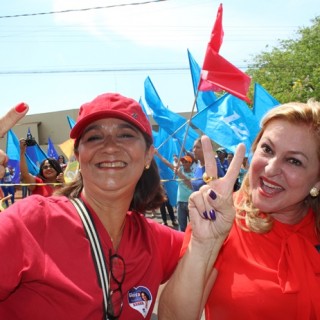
[
  {"xmin": 310, "ymin": 187, "xmax": 319, "ymax": 197},
  {"xmin": 145, "ymin": 164, "xmax": 150, "ymax": 170}
]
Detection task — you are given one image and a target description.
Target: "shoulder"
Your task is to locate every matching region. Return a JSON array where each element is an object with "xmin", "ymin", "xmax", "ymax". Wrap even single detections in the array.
[
  {"xmin": 127, "ymin": 212, "xmax": 184, "ymax": 244},
  {"xmin": 34, "ymin": 176, "xmax": 44, "ymax": 183},
  {"xmin": 0, "ymin": 196, "xmax": 77, "ymax": 227}
]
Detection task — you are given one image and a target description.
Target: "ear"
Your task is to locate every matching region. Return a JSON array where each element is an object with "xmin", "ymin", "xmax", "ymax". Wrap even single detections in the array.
[
  {"xmin": 145, "ymin": 145, "xmax": 155, "ymax": 166},
  {"xmin": 74, "ymin": 150, "xmax": 79, "ymax": 162}
]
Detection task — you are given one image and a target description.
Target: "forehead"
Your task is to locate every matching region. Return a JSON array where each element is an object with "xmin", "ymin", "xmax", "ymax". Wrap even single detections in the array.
[
  {"xmin": 84, "ymin": 118, "xmax": 137, "ymax": 132},
  {"xmin": 261, "ymin": 119, "xmax": 318, "ymax": 154}
]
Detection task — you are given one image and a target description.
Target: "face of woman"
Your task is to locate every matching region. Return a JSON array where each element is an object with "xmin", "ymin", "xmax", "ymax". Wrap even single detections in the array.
[
  {"xmin": 76, "ymin": 118, "xmax": 153, "ymax": 196},
  {"xmin": 42, "ymin": 160, "xmax": 58, "ymax": 180},
  {"xmin": 249, "ymin": 119, "xmax": 320, "ymax": 222}
]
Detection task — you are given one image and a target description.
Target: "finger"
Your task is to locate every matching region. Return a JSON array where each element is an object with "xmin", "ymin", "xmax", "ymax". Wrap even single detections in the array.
[
  {"xmin": 224, "ymin": 143, "xmax": 246, "ymax": 184},
  {"xmin": 0, "ymin": 103, "xmax": 29, "ymax": 138},
  {"xmin": 201, "ymin": 135, "xmax": 217, "ymax": 179}
]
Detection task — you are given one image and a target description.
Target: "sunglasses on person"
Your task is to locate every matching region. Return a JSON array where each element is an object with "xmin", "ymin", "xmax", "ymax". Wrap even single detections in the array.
[
  {"xmin": 42, "ymin": 164, "xmax": 53, "ymax": 170},
  {"xmin": 107, "ymin": 250, "xmax": 126, "ymax": 320}
]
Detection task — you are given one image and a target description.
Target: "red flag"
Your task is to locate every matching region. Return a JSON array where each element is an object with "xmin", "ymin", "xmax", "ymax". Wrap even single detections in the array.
[
  {"xmin": 209, "ymin": 3, "xmax": 224, "ymax": 53},
  {"xmin": 199, "ymin": 49, "xmax": 251, "ymax": 103},
  {"xmin": 199, "ymin": 3, "xmax": 251, "ymax": 103}
]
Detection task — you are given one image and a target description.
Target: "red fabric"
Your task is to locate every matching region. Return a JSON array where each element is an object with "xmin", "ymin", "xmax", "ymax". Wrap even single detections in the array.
[
  {"xmin": 70, "ymin": 93, "xmax": 152, "ymax": 140},
  {"xmin": 199, "ymin": 3, "xmax": 251, "ymax": 103},
  {"xmin": 199, "ymin": 49, "xmax": 251, "ymax": 103},
  {"xmin": 208, "ymin": 3, "xmax": 224, "ymax": 53},
  {"xmin": 0, "ymin": 195, "xmax": 183, "ymax": 320},
  {"xmin": 31, "ymin": 176, "xmax": 55, "ymax": 197},
  {"xmin": 206, "ymin": 209, "xmax": 320, "ymax": 319}
]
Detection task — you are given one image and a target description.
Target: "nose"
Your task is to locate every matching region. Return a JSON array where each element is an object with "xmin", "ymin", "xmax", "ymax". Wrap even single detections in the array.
[
  {"xmin": 103, "ymin": 135, "xmax": 121, "ymax": 151},
  {"xmin": 264, "ymin": 157, "xmax": 282, "ymax": 176}
]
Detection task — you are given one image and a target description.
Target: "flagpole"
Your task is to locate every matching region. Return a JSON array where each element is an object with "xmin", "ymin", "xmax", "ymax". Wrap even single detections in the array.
[
  {"xmin": 176, "ymin": 89, "xmax": 199, "ymax": 162},
  {"xmin": 156, "ymin": 90, "xmax": 201, "ymax": 151}
]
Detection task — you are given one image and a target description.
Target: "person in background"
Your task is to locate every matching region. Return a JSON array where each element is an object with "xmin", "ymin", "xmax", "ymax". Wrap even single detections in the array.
[
  {"xmin": 0, "ymin": 166, "xmax": 15, "ymax": 207},
  {"xmin": 58, "ymin": 154, "xmax": 67, "ymax": 171},
  {"xmin": 159, "ymin": 197, "xmax": 179, "ymax": 227},
  {"xmin": 227, "ymin": 152, "xmax": 234, "ymax": 165},
  {"xmin": 172, "ymin": 154, "xmax": 179, "ymax": 168},
  {"xmin": 159, "ymin": 100, "xmax": 320, "ymax": 320},
  {"xmin": 238, "ymin": 156, "xmax": 249, "ymax": 186},
  {"xmin": 19, "ymin": 141, "xmax": 64, "ymax": 197},
  {"xmin": 155, "ymin": 150, "xmax": 193, "ymax": 231},
  {"xmin": 0, "ymin": 93, "xmax": 184, "ymax": 320},
  {"xmin": 215, "ymin": 147, "xmax": 229, "ymax": 178},
  {"xmin": 190, "ymin": 137, "xmax": 206, "ymax": 191}
]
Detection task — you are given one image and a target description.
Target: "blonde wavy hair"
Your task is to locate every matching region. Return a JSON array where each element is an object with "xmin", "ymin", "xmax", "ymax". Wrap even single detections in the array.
[{"xmin": 234, "ymin": 99, "xmax": 320, "ymax": 235}]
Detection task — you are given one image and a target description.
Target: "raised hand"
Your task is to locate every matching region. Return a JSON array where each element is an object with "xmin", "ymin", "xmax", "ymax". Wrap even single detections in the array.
[
  {"xmin": 189, "ymin": 135, "xmax": 245, "ymax": 242},
  {"xmin": 0, "ymin": 103, "xmax": 29, "ymax": 138},
  {"xmin": 0, "ymin": 103, "xmax": 29, "ymax": 178}
]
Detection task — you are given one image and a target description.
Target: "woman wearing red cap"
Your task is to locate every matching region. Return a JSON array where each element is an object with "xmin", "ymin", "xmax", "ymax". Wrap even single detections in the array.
[{"xmin": 0, "ymin": 93, "xmax": 183, "ymax": 320}]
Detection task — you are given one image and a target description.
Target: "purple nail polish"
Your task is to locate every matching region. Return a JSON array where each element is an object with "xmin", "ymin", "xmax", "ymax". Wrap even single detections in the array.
[
  {"xmin": 203, "ymin": 211, "xmax": 208, "ymax": 219},
  {"xmin": 209, "ymin": 190, "xmax": 217, "ymax": 200},
  {"xmin": 209, "ymin": 209, "xmax": 216, "ymax": 220}
]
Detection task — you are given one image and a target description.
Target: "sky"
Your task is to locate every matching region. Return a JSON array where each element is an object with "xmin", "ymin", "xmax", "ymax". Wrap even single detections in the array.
[{"xmin": 0, "ymin": 0, "xmax": 319, "ymax": 116}]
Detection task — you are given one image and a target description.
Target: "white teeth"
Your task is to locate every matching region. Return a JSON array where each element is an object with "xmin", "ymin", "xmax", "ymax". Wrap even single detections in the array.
[
  {"xmin": 99, "ymin": 162, "xmax": 126, "ymax": 168},
  {"xmin": 263, "ymin": 180, "xmax": 282, "ymax": 190}
]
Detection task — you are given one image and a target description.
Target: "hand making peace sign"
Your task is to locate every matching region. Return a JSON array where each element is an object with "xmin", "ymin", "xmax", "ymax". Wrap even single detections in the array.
[{"xmin": 188, "ymin": 135, "xmax": 246, "ymax": 243}]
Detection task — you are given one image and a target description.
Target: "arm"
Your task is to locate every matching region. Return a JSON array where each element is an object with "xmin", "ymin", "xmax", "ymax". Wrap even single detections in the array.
[
  {"xmin": 154, "ymin": 149, "xmax": 192, "ymax": 188},
  {"xmin": 154, "ymin": 149, "xmax": 175, "ymax": 170},
  {"xmin": 19, "ymin": 139, "xmax": 36, "ymax": 191},
  {"xmin": 158, "ymin": 136, "xmax": 245, "ymax": 320}
]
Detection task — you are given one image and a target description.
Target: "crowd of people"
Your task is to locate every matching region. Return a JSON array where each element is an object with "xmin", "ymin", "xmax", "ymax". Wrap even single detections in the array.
[{"xmin": 0, "ymin": 95, "xmax": 319, "ymax": 319}]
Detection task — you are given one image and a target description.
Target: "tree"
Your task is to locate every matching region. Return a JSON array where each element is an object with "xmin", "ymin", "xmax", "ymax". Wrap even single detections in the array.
[{"xmin": 247, "ymin": 16, "xmax": 320, "ymax": 103}]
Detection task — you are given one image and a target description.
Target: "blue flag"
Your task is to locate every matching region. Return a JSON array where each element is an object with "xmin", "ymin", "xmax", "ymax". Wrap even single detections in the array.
[
  {"xmin": 191, "ymin": 94, "xmax": 260, "ymax": 154},
  {"xmin": 5, "ymin": 130, "xmax": 21, "ymax": 183},
  {"xmin": 253, "ymin": 83, "xmax": 280, "ymax": 124},
  {"xmin": 47, "ymin": 138, "xmax": 59, "ymax": 159},
  {"xmin": 154, "ymin": 127, "xmax": 179, "ymax": 207},
  {"xmin": 25, "ymin": 128, "xmax": 47, "ymax": 171},
  {"xmin": 67, "ymin": 116, "xmax": 76, "ymax": 129},
  {"xmin": 144, "ymin": 76, "xmax": 198, "ymax": 151},
  {"xmin": 187, "ymin": 49, "xmax": 217, "ymax": 112}
]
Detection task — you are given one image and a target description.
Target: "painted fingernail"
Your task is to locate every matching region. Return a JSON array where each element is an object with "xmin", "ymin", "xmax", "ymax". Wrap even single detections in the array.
[
  {"xmin": 209, "ymin": 209, "xmax": 216, "ymax": 220},
  {"xmin": 203, "ymin": 211, "xmax": 208, "ymax": 219},
  {"xmin": 209, "ymin": 190, "xmax": 217, "ymax": 200},
  {"xmin": 15, "ymin": 103, "xmax": 28, "ymax": 113}
]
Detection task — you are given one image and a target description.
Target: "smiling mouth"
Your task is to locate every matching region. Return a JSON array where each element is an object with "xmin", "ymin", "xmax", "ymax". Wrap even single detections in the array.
[
  {"xmin": 260, "ymin": 178, "xmax": 283, "ymax": 195},
  {"xmin": 98, "ymin": 161, "xmax": 126, "ymax": 168}
]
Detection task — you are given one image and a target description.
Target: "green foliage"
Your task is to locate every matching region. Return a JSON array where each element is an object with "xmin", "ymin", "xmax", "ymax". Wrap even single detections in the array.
[{"xmin": 247, "ymin": 16, "xmax": 320, "ymax": 103}]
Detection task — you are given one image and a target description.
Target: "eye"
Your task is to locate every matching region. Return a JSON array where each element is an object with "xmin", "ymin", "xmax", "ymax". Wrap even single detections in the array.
[
  {"xmin": 287, "ymin": 158, "xmax": 302, "ymax": 166},
  {"xmin": 82, "ymin": 131, "xmax": 103, "ymax": 142},
  {"xmin": 261, "ymin": 143, "xmax": 273, "ymax": 155}
]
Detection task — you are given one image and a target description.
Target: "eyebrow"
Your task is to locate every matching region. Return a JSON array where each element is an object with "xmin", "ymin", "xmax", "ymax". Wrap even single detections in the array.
[
  {"xmin": 83, "ymin": 122, "xmax": 139, "ymax": 135},
  {"xmin": 262, "ymin": 138, "xmax": 309, "ymax": 161}
]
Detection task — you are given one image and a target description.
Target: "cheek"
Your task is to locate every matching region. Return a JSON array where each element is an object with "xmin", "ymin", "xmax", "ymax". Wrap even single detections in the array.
[{"xmin": 248, "ymin": 156, "xmax": 265, "ymax": 186}]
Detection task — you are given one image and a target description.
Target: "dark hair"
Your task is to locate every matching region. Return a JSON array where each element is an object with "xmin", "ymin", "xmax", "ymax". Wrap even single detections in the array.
[
  {"xmin": 39, "ymin": 158, "xmax": 63, "ymax": 180},
  {"xmin": 58, "ymin": 155, "xmax": 66, "ymax": 163},
  {"xmin": 55, "ymin": 132, "xmax": 166, "ymax": 213}
]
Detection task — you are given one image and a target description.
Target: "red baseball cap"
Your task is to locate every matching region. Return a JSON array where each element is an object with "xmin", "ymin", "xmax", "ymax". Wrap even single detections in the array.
[{"xmin": 70, "ymin": 93, "xmax": 152, "ymax": 140}]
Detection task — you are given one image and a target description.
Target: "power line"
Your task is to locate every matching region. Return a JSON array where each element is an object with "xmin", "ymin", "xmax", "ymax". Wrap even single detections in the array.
[{"xmin": 0, "ymin": 0, "xmax": 168, "ymax": 19}]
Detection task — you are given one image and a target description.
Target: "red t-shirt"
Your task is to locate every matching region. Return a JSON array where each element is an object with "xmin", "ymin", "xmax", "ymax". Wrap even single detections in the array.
[
  {"xmin": 31, "ymin": 176, "xmax": 55, "ymax": 197},
  {"xmin": 0, "ymin": 195, "xmax": 184, "ymax": 320},
  {"xmin": 182, "ymin": 209, "xmax": 320, "ymax": 319}
]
